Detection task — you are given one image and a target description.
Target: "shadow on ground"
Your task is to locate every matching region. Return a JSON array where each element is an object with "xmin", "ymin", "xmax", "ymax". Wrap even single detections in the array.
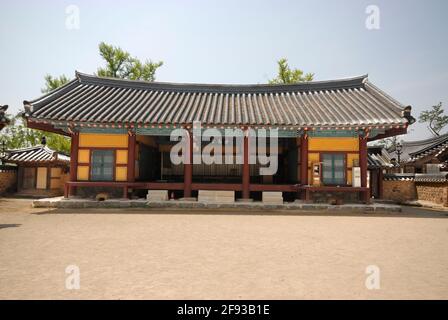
[{"xmin": 0, "ymin": 224, "xmax": 21, "ymax": 229}]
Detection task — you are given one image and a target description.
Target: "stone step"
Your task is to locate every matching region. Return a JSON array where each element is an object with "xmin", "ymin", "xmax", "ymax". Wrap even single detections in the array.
[
  {"xmin": 198, "ymin": 190, "xmax": 235, "ymax": 203},
  {"xmin": 262, "ymin": 191, "xmax": 283, "ymax": 204},
  {"xmin": 147, "ymin": 190, "xmax": 169, "ymax": 201}
]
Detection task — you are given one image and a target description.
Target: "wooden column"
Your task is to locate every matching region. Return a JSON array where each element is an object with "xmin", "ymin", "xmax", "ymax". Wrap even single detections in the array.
[
  {"xmin": 378, "ymin": 169, "xmax": 384, "ymax": 199},
  {"xmin": 127, "ymin": 133, "xmax": 136, "ymax": 182},
  {"xmin": 359, "ymin": 135, "xmax": 369, "ymax": 203},
  {"xmin": 183, "ymin": 130, "xmax": 193, "ymax": 198},
  {"xmin": 242, "ymin": 130, "xmax": 250, "ymax": 200},
  {"xmin": 300, "ymin": 132, "xmax": 308, "ymax": 200},
  {"xmin": 68, "ymin": 132, "xmax": 79, "ymax": 197}
]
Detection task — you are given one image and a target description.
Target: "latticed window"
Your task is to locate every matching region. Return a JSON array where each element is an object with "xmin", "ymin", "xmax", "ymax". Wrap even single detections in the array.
[
  {"xmin": 90, "ymin": 150, "xmax": 114, "ymax": 181},
  {"xmin": 322, "ymin": 153, "xmax": 345, "ymax": 185}
]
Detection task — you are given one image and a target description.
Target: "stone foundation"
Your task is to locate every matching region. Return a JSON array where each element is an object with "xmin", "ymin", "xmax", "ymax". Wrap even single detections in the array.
[
  {"xmin": 262, "ymin": 192, "xmax": 283, "ymax": 204},
  {"xmin": 198, "ymin": 190, "xmax": 235, "ymax": 203},
  {"xmin": 147, "ymin": 190, "xmax": 169, "ymax": 201}
]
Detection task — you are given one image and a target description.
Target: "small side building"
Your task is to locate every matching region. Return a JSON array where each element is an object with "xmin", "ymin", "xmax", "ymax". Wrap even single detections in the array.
[{"xmin": 2, "ymin": 145, "xmax": 70, "ymax": 197}]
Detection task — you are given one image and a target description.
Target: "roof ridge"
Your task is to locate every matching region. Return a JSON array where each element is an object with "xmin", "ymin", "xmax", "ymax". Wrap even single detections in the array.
[
  {"xmin": 75, "ymin": 71, "xmax": 369, "ymax": 93},
  {"xmin": 402, "ymin": 132, "xmax": 448, "ymax": 146}
]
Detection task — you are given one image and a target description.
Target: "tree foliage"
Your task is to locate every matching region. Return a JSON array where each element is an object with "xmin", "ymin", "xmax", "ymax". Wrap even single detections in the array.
[
  {"xmin": 2, "ymin": 42, "xmax": 163, "ymax": 155},
  {"xmin": 96, "ymin": 42, "xmax": 163, "ymax": 81},
  {"xmin": 0, "ymin": 115, "xmax": 71, "ymax": 154},
  {"xmin": 42, "ymin": 74, "xmax": 70, "ymax": 93},
  {"xmin": 418, "ymin": 102, "xmax": 448, "ymax": 136},
  {"xmin": 269, "ymin": 58, "xmax": 314, "ymax": 84}
]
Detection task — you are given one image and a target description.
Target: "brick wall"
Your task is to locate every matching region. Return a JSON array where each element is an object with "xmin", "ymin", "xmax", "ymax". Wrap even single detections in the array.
[
  {"xmin": 0, "ymin": 169, "xmax": 17, "ymax": 194},
  {"xmin": 382, "ymin": 180, "xmax": 416, "ymax": 203},
  {"xmin": 416, "ymin": 182, "xmax": 448, "ymax": 206}
]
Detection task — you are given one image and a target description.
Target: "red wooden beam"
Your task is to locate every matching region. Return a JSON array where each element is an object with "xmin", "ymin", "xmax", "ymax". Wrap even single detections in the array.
[
  {"xmin": 368, "ymin": 127, "xmax": 407, "ymax": 142},
  {"xmin": 242, "ymin": 131, "xmax": 250, "ymax": 199},
  {"xmin": 300, "ymin": 132, "xmax": 309, "ymax": 200},
  {"xmin": 127, "ymin": 133, "xmax": 136, "ymax": 183},
  {"xmin": 26, "ymin": 120, "xmax": 70, "ymax": 136},
  {"xmin": 68, "ymin": 132, "xmax": 79, "ymax": 197},
  {"xmin": 183, "ymin": 131, "xmax": 193, "ymax": 198},
  {"xmin": 359, "ymin": 135, "xmax": 370, "ymax": 203}
]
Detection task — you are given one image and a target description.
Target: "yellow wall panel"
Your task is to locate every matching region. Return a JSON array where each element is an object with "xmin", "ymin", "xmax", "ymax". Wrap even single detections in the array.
[
  {"xmin": 115, "ymin": 167, "xmax": 127, "ymax": 181},
  {"xmin": 308, "ymin": 137, "xmax": 359, "ymax": 152},
  {"xmin": 79, "ymin": 133, "xmax": 128, "ymax": 148},
  {"xmin": 308, "ymin": 152, "xmax": 320, "ymax": 164},
  {"xmin": 36, "ymin": 167, "xmax": 47, "ymax": 189},
  {"xmin": 77, "ymin": 165, "xmax": 89, "ymax": 181},
  {"xmin": 78, "ymin": 149, "xmax": 90, "ymax": 163},
  {"xmin": 347, "ymin": 170, "xmax": 352, "ymax": 185},
  {"xmin": 347, "ymin": 154, "xmax": 359, "ymax": 168},
  {"xmin": 116, "ymin": 150, "xmax": 128, "ymax": 164}
]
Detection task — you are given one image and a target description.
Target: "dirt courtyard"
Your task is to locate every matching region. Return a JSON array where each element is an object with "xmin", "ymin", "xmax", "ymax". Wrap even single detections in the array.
[{"xmin": 0, "ymin": 197, "xmax": 447, "ymax": 299}]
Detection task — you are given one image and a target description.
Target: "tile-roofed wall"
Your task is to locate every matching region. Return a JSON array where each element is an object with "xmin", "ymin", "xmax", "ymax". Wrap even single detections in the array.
[{"xmin": 3, "ymin": 145, "xmax": 70, "ymax": 164}]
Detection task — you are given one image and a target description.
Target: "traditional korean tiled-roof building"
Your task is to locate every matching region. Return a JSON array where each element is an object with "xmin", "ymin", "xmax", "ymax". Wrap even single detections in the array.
[
  {"xmin": 1, "ymin": 145, "xmax": 70, "ymax": 196},
  {"xmin": 389, "ymin": 133, "xmax": 448, "ymax": 173},
  {"xmin": 21, "ymin": 72, "xmax": 415, "ymax": 203}
]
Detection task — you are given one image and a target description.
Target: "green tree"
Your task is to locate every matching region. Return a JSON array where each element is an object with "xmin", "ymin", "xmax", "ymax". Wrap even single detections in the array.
[
  {"xmin": 41, "ymin": 74, "xmax": 70, "ymax": 93},
  {"xmin": 96, "ymin": 42, "xmax": 163, "ymax": 81},
  {"xmin": 269, "ymin": 58, "xmax": 314, "ymax": 84},
  {"xmin": 419, "ymin": 102, "xmax": 448, "ymax": 136},
  {"xmin": 0, "ymin": 115, "xmax": 71, "ymax": 154}
]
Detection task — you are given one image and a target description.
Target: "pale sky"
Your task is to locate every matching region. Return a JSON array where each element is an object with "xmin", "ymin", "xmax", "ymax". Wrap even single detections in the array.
[{"xmin": 1, "ymin": 0, "xmax": 447, "ymax": 140}]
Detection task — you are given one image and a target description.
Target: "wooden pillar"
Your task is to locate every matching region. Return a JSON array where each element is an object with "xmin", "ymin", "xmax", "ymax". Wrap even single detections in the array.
[
  {"xmin": 359, "ymin": 135, "xmax": 369, "ymax": 203},
  {"xmin": 68, "ymin": 132, "xmax": 79, "ymax": 197},
  {"xmin": 127, "ymin": 133, "xmax": 136, "ymax": 182},
  {"xmin": 378, "ymin": 169, "xmax": 384, "ymax": 199},
  {"xmin": 242, "ymin": 130, "xmax": 250, "ymax": 200},
  {"xmin": 300, "ymin": 132, "xmax": 308, "ymax": 200},
  {"xmin": 183, "ymin": 130, "xmax": 193, "ymax": 198}
]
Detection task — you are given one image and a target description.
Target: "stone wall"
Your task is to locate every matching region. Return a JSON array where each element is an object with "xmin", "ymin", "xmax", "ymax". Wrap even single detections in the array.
[
  {"xmin": 382, "ymin": 180, "xmax": 416, "ymax": 203},
  {"xmin": 415, "ymin": 182, "xmax": 448, "ymax": 206},
  {"xmin": 0, "ymin": 169, "xmax": 17, "ymax": 194}
]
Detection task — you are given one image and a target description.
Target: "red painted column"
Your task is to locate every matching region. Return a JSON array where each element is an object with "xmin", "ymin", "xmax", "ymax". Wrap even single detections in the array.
[
  {"xmin": 183, "ymin": 130, "xmax": 193, "ymax": 198},
  {"xmin": 378, "ymin": 169, "xmax": 384, "ymax": 199},
  {"xmin": 359, "ymin": 135, "xmax": 370, "ymax": 203},
  {"xmin": 68, "ymin": 132, "xmax": 79, "ymax": 197},
  {"xmin": 127, "ymin": 133, "xmax": 136, "ymax": 182},
  {"xmin": 300, "ymin": 132, "xmax": 308, "ymax": 200},
  {"xmin": 242, "ymin": 130, "xmax": 250, "ymax": 200}
]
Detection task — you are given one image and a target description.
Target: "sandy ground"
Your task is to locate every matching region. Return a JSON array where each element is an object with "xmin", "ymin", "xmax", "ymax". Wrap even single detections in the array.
[{"xmin": 0, "ymin": 197, "xmax": 447, "ymax": 300}]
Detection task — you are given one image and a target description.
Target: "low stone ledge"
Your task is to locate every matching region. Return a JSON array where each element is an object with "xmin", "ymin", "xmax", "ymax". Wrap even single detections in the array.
[{"xmin": 32, "ymin": 197, "xmax": 402, "ymax": 213}]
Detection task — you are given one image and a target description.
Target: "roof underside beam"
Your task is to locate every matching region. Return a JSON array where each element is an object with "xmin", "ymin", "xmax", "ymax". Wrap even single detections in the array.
[
  {"xmin": 26, "ymin": 119, "xmax": 71, "ymax": 136},
  {"xmin": 368, "ymin": 127, "xmax": 407, "ymax": 142}
]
